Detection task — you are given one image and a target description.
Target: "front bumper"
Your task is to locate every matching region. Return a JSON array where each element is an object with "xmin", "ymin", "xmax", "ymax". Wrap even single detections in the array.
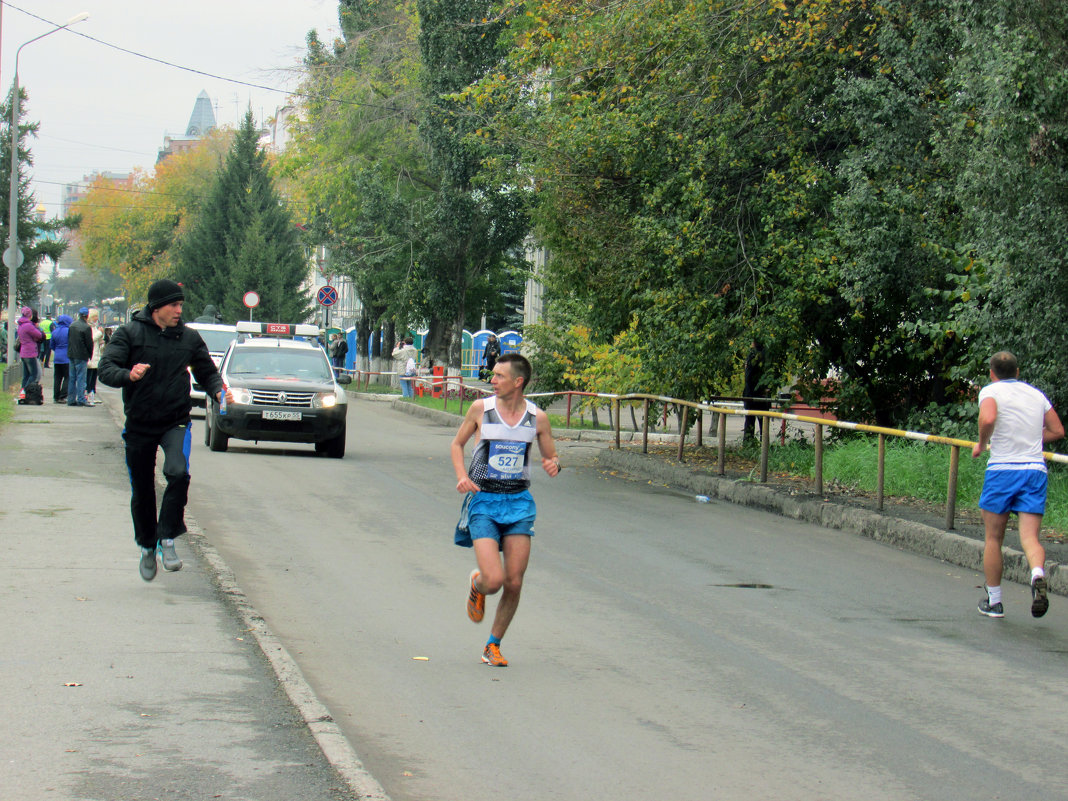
[{"xmin": 215, "ymin": 404, "xmax": 347, "ymax": 444}]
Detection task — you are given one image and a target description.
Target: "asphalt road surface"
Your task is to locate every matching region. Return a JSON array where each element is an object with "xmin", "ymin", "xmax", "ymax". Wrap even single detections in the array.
[{"xmin": 185, "ymin": 398, "xmax": 1068, "ymax": 801}]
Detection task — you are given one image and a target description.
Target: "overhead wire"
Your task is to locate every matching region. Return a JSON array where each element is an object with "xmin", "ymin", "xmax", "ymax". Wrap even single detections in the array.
[{"xmin": 3, "ymin": 1, "xmax": 399, "ymax": 113}]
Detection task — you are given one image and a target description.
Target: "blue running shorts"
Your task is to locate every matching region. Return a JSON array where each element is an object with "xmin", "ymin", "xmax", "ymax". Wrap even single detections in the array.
[
  {"xmin": 979, "ymin": 465, "xmax": 1048, "ymax": 515},
  {"xmin": 455, "ymin": 490, "xmax": 537, "ymax": 548}
]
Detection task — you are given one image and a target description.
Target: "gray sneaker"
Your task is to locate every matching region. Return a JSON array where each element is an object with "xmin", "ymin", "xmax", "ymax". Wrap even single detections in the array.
[
  {"xmin": 139, "ymin": 547, "xmax": 158, "ymax": 582},
  {"xmin": 158, "ymin": 538, "xmax": 183, "ymax": 572}
]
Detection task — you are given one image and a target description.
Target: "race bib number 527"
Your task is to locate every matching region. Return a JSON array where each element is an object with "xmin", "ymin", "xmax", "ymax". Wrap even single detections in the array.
[{"xmin": 487, "ymin": 441, "xmax": 525, "ymax": 480}]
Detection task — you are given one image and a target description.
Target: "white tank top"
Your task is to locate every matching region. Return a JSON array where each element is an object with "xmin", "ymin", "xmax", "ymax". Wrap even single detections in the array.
[{"xmin": 468, "ymin": 396, "xmax": 539, "ymax": 493}]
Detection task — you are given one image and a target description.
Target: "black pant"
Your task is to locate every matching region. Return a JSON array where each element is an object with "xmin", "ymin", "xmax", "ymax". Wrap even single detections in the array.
[
  {"xmin": 743, "ymin": 400, "xmax": 772, "ymax": 440},
  {"xmin": 123, "ymin": 423, "xmax": 192, "ymax": 549},
  {"xmin": 53, "ymin": 363, "xmax": 69, "ymax": 401}
]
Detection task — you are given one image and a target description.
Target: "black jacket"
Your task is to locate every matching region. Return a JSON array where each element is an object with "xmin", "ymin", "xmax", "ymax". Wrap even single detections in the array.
[
  {"xmin": 98, "ymin": 308, "xmax": 223, "ymax": 432},
  {"xmin": 68, "ymin": 316, "xmax": 94, "ymax": 361}
]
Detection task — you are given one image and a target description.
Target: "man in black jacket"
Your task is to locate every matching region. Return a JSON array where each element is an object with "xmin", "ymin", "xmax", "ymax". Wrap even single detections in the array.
[
  {"xmin": 67, "ymin": 307, "xmax": 94, "ymax": 406},
  {"xmin": 99, "ymin": 280, "xmax": 229, "ymax": 582}
]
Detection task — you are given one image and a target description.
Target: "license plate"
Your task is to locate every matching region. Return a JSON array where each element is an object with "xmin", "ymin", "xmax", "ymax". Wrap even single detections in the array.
[{"xmin": 262, "ymin": 410, "xmax": 302, "ymax": 421}]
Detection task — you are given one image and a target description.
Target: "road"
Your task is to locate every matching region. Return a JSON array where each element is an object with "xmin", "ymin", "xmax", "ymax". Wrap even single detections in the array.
[{"xmin": 185, "ymin": 399, "xmax": 1068, "ymax": 801}]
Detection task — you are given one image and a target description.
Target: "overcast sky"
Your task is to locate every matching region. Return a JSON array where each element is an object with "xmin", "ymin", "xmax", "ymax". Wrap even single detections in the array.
[{"xmin": 1, "ymin": 0, "xmax": 341, "ymax": 215}]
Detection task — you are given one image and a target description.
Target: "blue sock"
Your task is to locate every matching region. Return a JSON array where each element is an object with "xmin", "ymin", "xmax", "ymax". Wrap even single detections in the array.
[{"xmin": 487, "ymin": 634, "xmax": 502, "ymax": 646}]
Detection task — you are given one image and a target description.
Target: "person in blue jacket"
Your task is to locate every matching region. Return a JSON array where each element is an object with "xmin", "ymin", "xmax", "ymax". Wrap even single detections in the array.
[{"xmin": 50, "ymin": 314, "xmax": 72, "ymax": 402}]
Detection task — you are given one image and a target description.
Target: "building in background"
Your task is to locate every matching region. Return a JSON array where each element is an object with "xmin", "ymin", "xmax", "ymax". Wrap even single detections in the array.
[{"xmin": 157, "ymin": 90, "xmax": 217, "ymax": 162}]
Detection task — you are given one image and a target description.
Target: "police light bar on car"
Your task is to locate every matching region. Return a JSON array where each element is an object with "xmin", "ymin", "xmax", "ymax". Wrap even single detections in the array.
[{"xmin": 235, "ymin": 321, "xmax": 320, "ymax": 338}]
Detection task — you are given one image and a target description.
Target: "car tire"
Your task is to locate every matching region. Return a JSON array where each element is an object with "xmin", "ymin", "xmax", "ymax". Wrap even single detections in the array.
[
  {"xmin": 204, "ymin": 412, "xmax": 213, "ymax": 447},
  {"xmin": 209, "ymin": 411, "xmax": 229, "ymax": 452},
  {"xmin": 324, "ymin": 426, "xmax": 345, "ymax": 459}
]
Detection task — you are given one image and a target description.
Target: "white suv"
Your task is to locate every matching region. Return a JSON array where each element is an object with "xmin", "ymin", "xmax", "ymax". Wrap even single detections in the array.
[
  {"xmin": 187, "ymin": 322, "xmax": 238, "ymax": 406},
  {"xmin": 204, "ymin": 322, "xmax": 352, "ymax": 458}
]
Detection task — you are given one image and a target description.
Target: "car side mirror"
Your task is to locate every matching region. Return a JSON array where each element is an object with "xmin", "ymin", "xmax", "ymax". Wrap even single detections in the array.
[{"xmin": 337, "ymin": 373, "xmax": 353, "ymax": 385}]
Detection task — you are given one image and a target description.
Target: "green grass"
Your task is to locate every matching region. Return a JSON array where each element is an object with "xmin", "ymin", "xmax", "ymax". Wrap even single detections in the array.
[{"xmin": 0, "ymin": 375, "xmax": 14, "ymax": 427}]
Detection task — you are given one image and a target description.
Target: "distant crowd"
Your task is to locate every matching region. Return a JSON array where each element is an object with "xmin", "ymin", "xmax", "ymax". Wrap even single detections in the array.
[{"xmin": 4, "ymin": 307, "xmax": 110, "ymax": 405}]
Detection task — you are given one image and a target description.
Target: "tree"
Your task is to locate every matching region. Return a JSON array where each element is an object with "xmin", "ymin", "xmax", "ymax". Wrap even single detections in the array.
[
  {"xmin": 0, "ymin": 85, "xmax": 71, "ymax": 309},
  {"xmin": 75, "ymin": 129, "xmax": 231, "ymax": 302},
  {"xmin": 415, "ymin": 0, "xmax": 531, "ymax": 369},
  {"xmin": 175, "ymin": 111, "xmax": 311, "ymax": 323},
  {"xmin": 282, "ymin": 1, "xmax": 429, "ymax": 366},
  {"xmin": 935, "ymin": 0, "xmax": 1068, "ymax": 413}
]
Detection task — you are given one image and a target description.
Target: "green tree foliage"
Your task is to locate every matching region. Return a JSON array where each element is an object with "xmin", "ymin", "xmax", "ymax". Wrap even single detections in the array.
[
  {"xmin": 284, "ymin": 0, "xmax": 1068, "ymax": 431},
  {"xmin": 175, "ymin": 111, "xmax": 311, "ymax": 323},
  {"xmin": 51, "ymin": 268, "xmax": 122, "ymax": 311},
  {"xmin": 0, "ymin": 86, "xmax": 71, "ymax": 309},
  {"xmin": 935, "ymin": 0, "xmax": 1068, "ymax": 411},
  {"xmin": 282, "ymin": 0, "xmax": 430, "ymax": 361},
  {"xmin": 285, "ymin": 0, "xmax": 530, "ymax": 369},
  {"xmin": 76, "ymin": 129, "xmax": 231, "ymax": 301},
  {"xmin": 471, "ymin": 0, "xmax": 1068, "ymax": 428}
]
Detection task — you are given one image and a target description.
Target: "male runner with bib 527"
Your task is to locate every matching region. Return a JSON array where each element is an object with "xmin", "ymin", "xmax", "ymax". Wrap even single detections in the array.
[{"xmin": 451, "ymin": 353, "xmax": 560, "ymax": 666}]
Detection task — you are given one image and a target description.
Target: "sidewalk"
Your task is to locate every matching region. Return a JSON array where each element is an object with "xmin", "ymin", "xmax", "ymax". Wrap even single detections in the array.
[{"xmin": 0, "ymin": 370, "xmax": 370, "ymax": 801}]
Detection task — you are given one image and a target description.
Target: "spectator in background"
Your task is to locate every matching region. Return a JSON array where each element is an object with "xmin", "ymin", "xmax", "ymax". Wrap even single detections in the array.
[
  {"xmin": 16, "ymin": 307, "xmax": 43, "ymax": 389},
  {"xmin": 67, "ymin": 307, "xmax": 94, "ymax": 407},
  {"xmin": 50, "ymin": 314, "xmax": 72, "ymax": 403},
  {"xmin": 39, "ymin": 314, "xmax": 54, "ymax": 368},
  {"xmin": 742, "ymin": 341, "xmax": 771, "ymax": 441},
  {"xmin": 392, "ymin": 335, "xmax": 419, "ymax": 398},
  {"xmin": 481, "ymin": 334, "xmax": 501, "ymax": 382},
  {"xmin": 1, "ymin": 320, "xmax": 7, "ymax": 363},
  {"xmin": 86, "ymin": 310, "xmax": 105, "ymax": 404},
  {"xmin": 331, "ymin": 332, "xmax": 348, "ymax": 372}
]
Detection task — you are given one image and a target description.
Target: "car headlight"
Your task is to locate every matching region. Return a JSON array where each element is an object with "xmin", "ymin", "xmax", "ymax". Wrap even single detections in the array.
[
  {"xmin": 314, "ymin": 392, "xmax": 339, "ymax": 409},
  {"xmin": 229, "ymin": 387, "xmax": 253, "ymax": 405}
]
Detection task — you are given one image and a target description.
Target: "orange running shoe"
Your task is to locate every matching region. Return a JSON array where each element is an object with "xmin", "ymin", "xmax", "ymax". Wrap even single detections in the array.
[
  {"xmin": 482, "ymin": 643, "xmax": 508, "ymax": 667},
  {"xmin": 467, "ymin": 569, "xmax": 485, "ymax": 623}
]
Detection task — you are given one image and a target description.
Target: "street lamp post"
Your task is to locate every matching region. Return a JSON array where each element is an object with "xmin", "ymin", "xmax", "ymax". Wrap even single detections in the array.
[{"xmin": 3, "ymin": 12, "xmax": 89, "ymax": 389}]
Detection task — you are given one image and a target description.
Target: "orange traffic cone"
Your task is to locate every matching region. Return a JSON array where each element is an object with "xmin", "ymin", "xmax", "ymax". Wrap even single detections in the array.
[{"xmin": 18, "ymin": 388, "xmax": 25, "ymax": 403}]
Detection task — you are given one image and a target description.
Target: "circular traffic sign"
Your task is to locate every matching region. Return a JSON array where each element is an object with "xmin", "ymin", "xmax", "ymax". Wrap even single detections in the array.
[
  {"xmin": 3, "ymin": 246, "xmax": 24, "ymax": 269},
  {"xmin": 317, "ymin": 285, "xmax": 338, "ymax": 307},
  {"xmin": 243, "ymin": 291, "xmax": 260, "ymax": 308}
]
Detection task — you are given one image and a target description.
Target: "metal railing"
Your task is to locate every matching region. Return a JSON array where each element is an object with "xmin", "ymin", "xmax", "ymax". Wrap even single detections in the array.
[
  {"xmin": 346, "ymin": 375, "xmax": 1066, "ymax": 531},
  {"xmin": 605, "ymin": 394, "xmax": 1068, "ymax": 531}
]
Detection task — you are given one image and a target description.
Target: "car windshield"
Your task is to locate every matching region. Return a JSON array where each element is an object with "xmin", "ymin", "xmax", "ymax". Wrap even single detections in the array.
[
  {"xmin": 227, "ymin": 348, "xmax": 333, "ymax": 381},
  {"xmin": 198, "ymin": 329, "xmax": 238, "ymax": 353}
]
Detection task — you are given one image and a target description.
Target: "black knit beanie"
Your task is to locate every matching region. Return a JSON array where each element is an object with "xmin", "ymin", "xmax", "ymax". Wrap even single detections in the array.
[{"xmin": 146, "ymin": 279, "xmax": 185, "ymax": 311}]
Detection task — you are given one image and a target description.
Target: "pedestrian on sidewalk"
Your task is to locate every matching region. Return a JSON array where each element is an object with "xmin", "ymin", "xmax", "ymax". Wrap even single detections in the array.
[
  {"xmin": 86, "ymin": 309, "xmax": 105, "ymax": 404},
  {"xmin": 50, "ymin": 314, "xmax": 72, "ymax": 403},
  {"xmin": 67, "ymin": 308, "xmax": 94, "ymax": 406},
  {"xmin": 16, "ymin": 307, "xmax": 43, "ymax": 389},
  {"xmin": 450, "ymin": 353, "xmax": 561, "ymax": 667},
  {"xmin": 98, "ymin": 279, "xmax": 230, "ymax": 583},
  {"xmin": 40, "ymin": 313, "xmax": 54, "ymax": 368},
  {"xmin": 392, "ymin": 336, "xmax": 418, "ymax": 398},
  {"xmin": 972, "ymin": 350, "xmax": 1064, "ymax": 619}
]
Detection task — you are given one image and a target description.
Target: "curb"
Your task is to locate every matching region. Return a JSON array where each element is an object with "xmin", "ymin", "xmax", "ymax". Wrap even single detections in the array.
[
  {"xmin": 595, "ymin": 448, "xmax": 1066, "ymax": 597},
  {"xmin": 185, "ymin": 522, "xmax": 392, "ymax": 801},
  {"xmin": 110, "ymin": 389, "xmax": 393, "ymax": 800},
  {"xmin": 84, "ymin": 396, "xmax": 393, "ymax": 799}
]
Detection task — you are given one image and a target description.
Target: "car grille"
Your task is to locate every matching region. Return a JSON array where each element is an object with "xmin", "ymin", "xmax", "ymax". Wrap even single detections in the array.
[{"xmin": 250, "ymin": 389, "xmax": 316, "ymax": 407}]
